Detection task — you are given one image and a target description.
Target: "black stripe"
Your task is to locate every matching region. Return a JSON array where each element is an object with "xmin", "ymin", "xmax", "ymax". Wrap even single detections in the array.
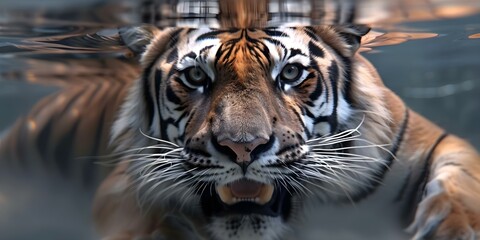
[
  {"xmin": 166, "ymin": 48, "xmax": 178, "ymax": 63},
  {"xmin": 57, "ymin": 90, "xmax": 84, "ymax": 122},
  {"xmin": 159, "ymin": 118, "xmax": 171, "ymax": 141},
  {"xmin": 413, "ymin": 132, "xmax": 449, "ymax": 196},
  {"xmin": 154, "ymin": 69, "xmax": 163, "ymax": 131},
  {"xmin": 180, "ymin": 51, "xmax": 197, "ymax": 62},
  {"xmin": 156, "ymin": 73, "xmax": 169, "ymax": 141},
  {"xmin": 87, "ymin": 106, "xmax": 110, "ymax": 186},
  {"xmin": 304, "ymin": 107, "xmax": 316, "ymax": 119},
  {"xmin": 196, "ymin": 29, "xmax": 236, "ymax": 42},
  {"xmin": 54, "ymin": 118, "xmax": 80, "ymax": 177},
  {"xmin": 167, "ymin": 28, "xmax": 184, "ymax": 48},
  {"xmin": 308, "ymin": 74, "xmax": 324, "ymax": 101},
  {"xmin": 304, "ymin": 27, "xmax": 320, "ymax": 41},
  {"xmin": 262, "ymin": 38, "xmax": 288, "ymax": 61},
  {"xmin": 165, "ymin": 83, "xmax": 182, "ymax": 104},
  {"xmin": 261, "ymin": 38, "xmax": 286, "ymax": 51},
  {"xmin": 318, "ymin": 71, "xmax": 329, "ymax": 103},
  {"xmin": 255, "ymin": 44, "xmax": 272, "ymax": 68},
  {"xmin": 294, "ymin": 72, "xmax": 315, "ymax": 91},
  {"xmin": 291, "ymin": 107, "xmax": 307, "ymax": 133},
  {"xmin": 174, "ymin": 105, "xmax": 187, "ymax": 111},
  {"xmin": 328, "ymin": 62, "xmax": 339, "ymax": 133},
  {"xmin": 37, "ymin": 118, "xmax": 53, "ymax": 165},
  {"xmin": 142, "ymin": 62, "xmax": 159, "ymax": 127},
  {"xmin": 400, "ymin": 132, "xmax": 449, "ymax": 224},
  {"xmin": 186, "ymin": 28, "xmax": 196, "ymax": 35},
  {"xmin": 82, "ymin": 107, "xmax": 106, "ymax": 186},
  {"xmin": 85, "ymin": 85, "xmax": 101, "ymax": 106},
  {"xmin": 341, "ymin": 56, "xmax": 354, "ymax": 105},
  {"xmin": 394, "ymin": 171, "xmax": 412, "ymax": 202},
  {"xmin": 199, "ymin": 45, "xmax": 214, "ymax": 56},
  {"xmin": 177, "ymin": 133, "xmax": 185, "ymax": 144},
  {"xmin": 313, "ymin": 115, "xmax": 329, "ymax": 124},
  {"xmin": 16, "ymin": 123, "xmax": 31, "ymax": 168},
  {"xmin": 196, "ymin": 31, "xmax": 221, "ymax": 41},
  {"xmin": 214, "ymin": 43, "xmax": 230, "ymax": 67},
  {"xmin": 174, "ymin": 111, "xmax": 189, "ymax": 126},
  {"xmin": 264, "ymin": 29, "xmax": 288, "ymax": 37},
  {"xmin": 351, "ymin": 108, "xmax": 410, "ymax": 202},
  {"xmin": 289, "ymin": 48, "xmax": 307, "ymax": 58},
  {"xmin": 249, "ymin": 47, "xmax": 269, "ymax": 69},
  {"xmin": 309, "ymin": 58, "xmax": 321, "ymax": 72},
  {"xmin": 300, "ymin": 106, "xmax": 313, "ymax": 139},
  {"xmin": 182, "ymin": 109, "xmax": 196, "ymax": 133},
  {"xmin": 304, "ymin": 101, "xmax": 315, "ymax": 107},
  {"xmin": 308, "ymin": 41, "xmax": 325, "ymax": 58}
]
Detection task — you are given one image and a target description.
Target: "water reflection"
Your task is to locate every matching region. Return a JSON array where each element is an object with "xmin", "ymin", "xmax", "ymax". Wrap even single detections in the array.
[
  {"xmin": 469, "ymin": 33, "xmax": 480, "ymax": 38},
  {"xmin": 0, "ymin": 0, "xmax": 479, "ymax": 239},
  {"xmin": 361, "ymin": 31, "xmax": 439, "ymax": 52}
]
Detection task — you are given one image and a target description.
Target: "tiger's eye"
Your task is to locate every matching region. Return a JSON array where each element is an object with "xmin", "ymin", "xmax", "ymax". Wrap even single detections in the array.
[
  {"xmin": 186, "ymin": 67, "xmax": 207, "ymax": 86},
  {"xmin": 280, "ymin": 64, "xmax": 302, "ymax": 82}
]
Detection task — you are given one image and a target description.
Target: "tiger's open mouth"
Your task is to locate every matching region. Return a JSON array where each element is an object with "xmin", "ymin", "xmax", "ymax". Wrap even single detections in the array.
[{"xmin": 200, "ymin": 179, "xmax": 292, "ymax": 219}]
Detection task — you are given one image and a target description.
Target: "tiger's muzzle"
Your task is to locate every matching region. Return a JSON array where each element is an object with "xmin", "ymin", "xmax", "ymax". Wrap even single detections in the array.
[
  {"xmin": 194, "ymin": 136, "xmax": 294, "ymax": 219},
  {"xmin": 183, "ymin": 83, "xmax": 302, "ymax": 219}
]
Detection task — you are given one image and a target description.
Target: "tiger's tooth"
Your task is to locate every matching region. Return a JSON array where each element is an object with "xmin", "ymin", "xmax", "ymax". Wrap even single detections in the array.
[
  {"xmin": 216, "ymin": 185, "xmax": 235, "ymax": 205},
  {"xmin": 258, "ymin": 184, "xmax": 274, "ymax": 204},
  {"xmin": 216, "ymin": 183, "xmax": 275, "ymax": 205}
]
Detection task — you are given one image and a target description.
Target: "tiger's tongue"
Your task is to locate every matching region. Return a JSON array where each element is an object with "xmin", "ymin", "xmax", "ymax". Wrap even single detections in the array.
[{"xmin": 230, "ymin": 179, "xmax": 262, "ymax": 198}]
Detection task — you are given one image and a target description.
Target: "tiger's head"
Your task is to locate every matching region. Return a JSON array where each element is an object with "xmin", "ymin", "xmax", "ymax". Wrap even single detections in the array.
[{"xmin": 113, "ymin": 24, "xmax": 393, "ymax": 240}]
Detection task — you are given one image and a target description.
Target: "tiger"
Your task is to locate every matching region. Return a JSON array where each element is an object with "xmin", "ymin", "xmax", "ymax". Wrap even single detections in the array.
[{"xmin": 90, "ymin": 23, "xmax": 480, "ymax": 240}]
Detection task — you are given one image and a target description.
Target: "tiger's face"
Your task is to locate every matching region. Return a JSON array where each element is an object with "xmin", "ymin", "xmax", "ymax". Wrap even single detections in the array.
[{"xmin": 114, "ymin": 25, "xmax": 391, "ymax": 240}]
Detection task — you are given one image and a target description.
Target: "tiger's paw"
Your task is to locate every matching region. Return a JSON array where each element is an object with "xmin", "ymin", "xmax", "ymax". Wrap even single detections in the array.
[{"xmin": 407, "ymin": 179, "xmax": 478, "ymax": 240}]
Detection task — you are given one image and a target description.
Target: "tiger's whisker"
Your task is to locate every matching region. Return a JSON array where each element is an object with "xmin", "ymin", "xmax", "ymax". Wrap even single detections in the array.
[{"xmin": 139, "ymin": 128, "xmax": 180, "ymax": 147}]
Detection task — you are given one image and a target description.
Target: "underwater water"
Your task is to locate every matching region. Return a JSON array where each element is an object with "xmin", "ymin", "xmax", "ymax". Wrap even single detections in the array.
[{"xmin": 0, "ymin": 0, "xmax": 479, "ymax": 239}]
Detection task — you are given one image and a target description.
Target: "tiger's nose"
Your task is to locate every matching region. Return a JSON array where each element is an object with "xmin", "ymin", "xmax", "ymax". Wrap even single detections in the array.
[{"xmin": 218, "ymin": 137, "xmax": 269, "ymax": 163}]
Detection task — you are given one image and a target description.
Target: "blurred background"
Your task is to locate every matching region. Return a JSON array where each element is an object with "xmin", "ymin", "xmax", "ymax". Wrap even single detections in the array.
[{"xmin": 0, "ymin": 0, "xmax": 479, "ymax": 239}]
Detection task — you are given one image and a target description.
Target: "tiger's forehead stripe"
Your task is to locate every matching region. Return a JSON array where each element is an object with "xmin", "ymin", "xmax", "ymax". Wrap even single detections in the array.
[
  {"xmin": 179, "ymin": 29, "xmax": 281, "ymax": 79},
  {"xmin": 212, "ymin": 30, "xmax": 273, "ymax": 78},
  {"xmin": 175, "ymin": 28, "xmax": 318, "ymax": 71}
]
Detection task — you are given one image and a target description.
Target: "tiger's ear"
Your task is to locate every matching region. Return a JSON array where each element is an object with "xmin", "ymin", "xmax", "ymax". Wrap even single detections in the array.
[
  {"xmin": 119, "ymin": 24, "xmax": 162, "ymax": 56},
  {"xmin": 312, "ymin": 24, "xmax": 371, "ymax": 57},
  {"xmin": 119, "ymin": 25, "xmax": 178, "ymax": 67}
]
